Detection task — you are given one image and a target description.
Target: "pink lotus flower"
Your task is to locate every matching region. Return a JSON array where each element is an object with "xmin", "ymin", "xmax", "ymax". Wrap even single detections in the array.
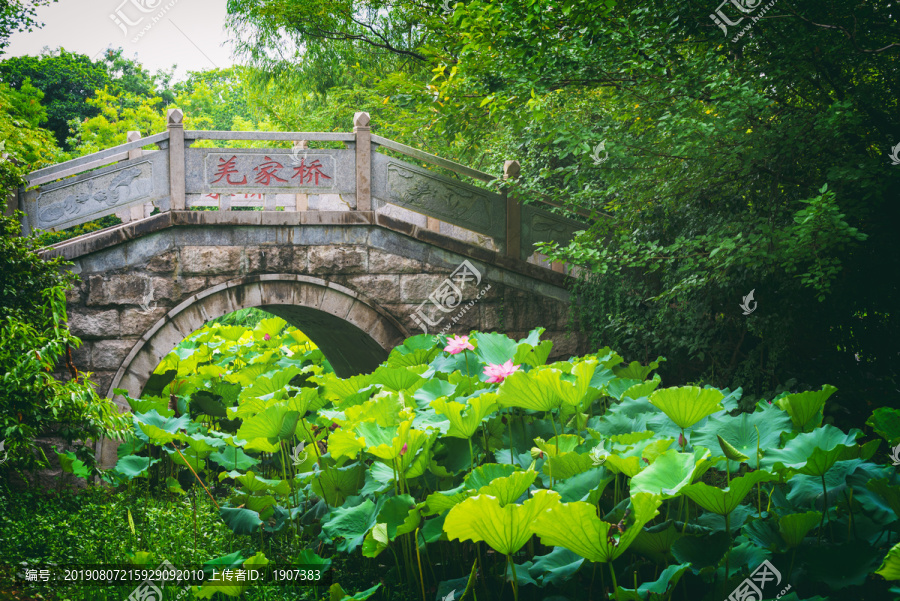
[
  {"xmin": 678, "ymin": 433, "xmax": 686, "ymax": 447},
  {"xmin": 400, "ymin": 443, "xmax": 408, "ymax": 456},
  {"xmin": 484, "ymin": 360, "xmax": 520, "ymax": 384},
  {"xmin": 444, "ymin": 335, "xmax": 474, "ymax": 355},
  {"xmin": 264, "ymin": 333, "xmax": 271, "ymax": 341}
]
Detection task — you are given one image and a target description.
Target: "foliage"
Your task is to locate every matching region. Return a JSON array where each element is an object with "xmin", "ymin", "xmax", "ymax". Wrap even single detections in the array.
[
  {"xmin": 0, "ymin": 0, "xmax": 56, "ymax": 55},
  {"xmin": 0, "ymin": 286, "xmax": 130, "ymax": 473},
  {"xmin": 0, "ymin": 47, "xmax": 173, "ymax": 148},
  {"xmin": 105, "ymin": 327, "xmax": 898, "ymax": 599},
  {"xmin": 227, "ymin": 0, "xmax": 900, "ymax": 420}
]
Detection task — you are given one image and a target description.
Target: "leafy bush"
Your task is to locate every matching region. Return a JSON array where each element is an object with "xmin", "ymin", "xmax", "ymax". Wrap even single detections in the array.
[{"xmin": 97, "ymin": 327, "xmax": 898, "ymax": 600}]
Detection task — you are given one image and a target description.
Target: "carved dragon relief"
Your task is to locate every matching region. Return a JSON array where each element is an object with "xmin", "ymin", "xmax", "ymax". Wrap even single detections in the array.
[
  {"xmin": 386, "ymin": 163, "xmax": 498, "ymax": 235},
  {"xmin": 525, "ymin": 208, "xmax": 583, "ymax": 247},
  {"xmin": 37, "ymin": 164, "xmax": 153, "ymax": 228}
]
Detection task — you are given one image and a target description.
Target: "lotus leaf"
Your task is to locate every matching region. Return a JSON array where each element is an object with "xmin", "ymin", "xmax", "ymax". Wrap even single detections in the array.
[
  {"xmin": 776, "ymin": 384, "xmax": 836, "ymax": 432},
  {"xmin": 682, "ymin": 470, "xmax": 776, "ymax": 515},
  {"xmin": 531, "ymin": 492, "xmax": 662, "ymax": 562},
  {"xmin": 629, "ymin": 449, "xmax": 696, "ymax": 497},
  {"xmin": 649, "ymin": 386, "xmax": 724, "ymax": 430},
  {"xmin": 444, "ymin": 489, "xmax": 559, "ymax": 555}
]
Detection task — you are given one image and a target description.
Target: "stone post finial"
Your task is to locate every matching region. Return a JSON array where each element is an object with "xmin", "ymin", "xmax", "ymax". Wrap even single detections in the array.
[
  {"xmin": 353, "ymin": 112, "xmax": 371, "ymax": 129},
  {"xmin": 167, "ymin": 108, "xmax": 184, "ymax": 127},
  {"xmin": 504, "ymin": 160, "xmax": 521, "ymax": 180}
]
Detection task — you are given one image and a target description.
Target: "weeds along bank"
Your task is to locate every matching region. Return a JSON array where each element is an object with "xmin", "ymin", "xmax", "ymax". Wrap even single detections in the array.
[{"xmin": 2, "ymin": 320, "xmax": 900, "ymax": 600}]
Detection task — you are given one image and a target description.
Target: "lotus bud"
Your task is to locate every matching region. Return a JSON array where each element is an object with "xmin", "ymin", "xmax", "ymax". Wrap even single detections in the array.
[
  {"xmin": 264, "ymin": 333, "xmax": 271, "ymax": 341},
  {"xmin": 401, "ymin": 443, "xmax": 408, "ymax": 456},
  {"xmin": 679, "ymin": 432, "xmax": 686, "ymax": 447},
  {"xmin": 530, "ymin": 447, "xmax": 544, "ymax": 459}
]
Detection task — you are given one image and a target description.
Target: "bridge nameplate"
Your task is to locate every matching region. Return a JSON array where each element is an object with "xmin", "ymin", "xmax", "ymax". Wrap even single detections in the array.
[{"xmin": 205, "ymin": 152, "xmax": 336, "ymax": 191}]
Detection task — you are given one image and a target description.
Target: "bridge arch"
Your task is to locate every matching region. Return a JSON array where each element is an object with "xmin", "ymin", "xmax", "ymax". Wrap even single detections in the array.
[{"xmin": 109, "ymin": 274, "xmax": 409, "ymax": 399}]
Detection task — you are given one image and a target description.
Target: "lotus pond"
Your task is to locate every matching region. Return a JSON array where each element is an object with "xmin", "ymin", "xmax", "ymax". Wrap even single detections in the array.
[{"xmin": 2, "ymin": 315, "xmax": 900, "ymax": 601}]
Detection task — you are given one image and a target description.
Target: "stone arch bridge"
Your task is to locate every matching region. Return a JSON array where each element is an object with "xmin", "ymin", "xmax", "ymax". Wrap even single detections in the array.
[{"xmin": 14, "ymin": 110, "xmax": 588, "ymax": 409}]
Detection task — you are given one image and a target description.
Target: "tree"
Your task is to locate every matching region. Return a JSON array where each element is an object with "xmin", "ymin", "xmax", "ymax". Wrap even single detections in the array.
[
  {"xmin": 227, "ymin": 0, "xmax": 900, "ymax": 419},
  {"xmin": 0, "ymin": 0, "xmax": 56, "ymax": 55}
]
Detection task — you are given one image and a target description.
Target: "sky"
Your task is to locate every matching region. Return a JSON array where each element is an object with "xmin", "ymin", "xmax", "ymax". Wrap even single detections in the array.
[{"xmin": 6, "ymin": 0, "xmax": 236, "ymax": 80}]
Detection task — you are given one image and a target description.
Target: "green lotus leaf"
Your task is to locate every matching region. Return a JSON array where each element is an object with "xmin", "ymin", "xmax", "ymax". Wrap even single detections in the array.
[
  {"xmin": 554, "ymin": 468, "xmax": 614, "ymax": 504},
  {"xmin": 377, "ymin": 494, "xmax": 420, "ymax": 539},
  {"xmin": 444, "ymin": 489, "xmax": 560, "ymax": 555},
  {"xmin": 133, "ymin": 410, "xmax": 191, "ymax": 444},
  {"xmin": 431, "ymin": 393, "xmax": 499, "ymax": 438},
  {"xmin": 422, "ymin": 484, "xmax": 472, "ymax": 516},
  {"xmin": 220, "ymin": 507, "xmax": 263, "ymax": 535},
  {"xmin": 476, "ymin": 470, "xmax": 537, "ymax": 506},
  {"xmin": 235, "ymin": 405, "xmax": 301, "ymax": 443},
  {"xmin": 682, "ymin": 470, "xmax": 776, "ymax": 515},
  {"xmin": 191, "ymin": 391, "xmax": 228, "ymax": 417},
  {"xmin": 629, "ymin": 449, "xmax": 696, "ymax": 497},
  {"xmin": 114, "ymin": 455, "xmax": 158, "ymax": 479},
  {"xmin": 613, "ymin": 357, "xmax": 664, "ymax": 380},
  {"xmin": 209, "ymin": 446, "xmax": 259, "ymax": 471},
  {"xmin": 531, "ymin": 492, "xmax": 662, "ymax": 563},
  {"xmin": 171, "ymin": 449, "xmax": 205, "ymax": 472},
  {"xmin": 239, "ymin": 366, "xmax": 303, "ymax": 401},
  {"xmin": 362, "ymin": 522, "xmax": 389, "ymax": 558},
  {"xmin": 691, "ymin": 405, "xmax": 791, "ymax": 472},
  {"xmin": 528, "ymin": 547, "xmax": 584, "ymax": 587},
  {"xmin": 867, "ymin": 407, "xmax": 900, "ymax": 446},
  {"xmin": 628, "ymin": 520, "xmax": 691, "ymax": 564},
  {"xmin": 614, "ymin": 562, "xmax": 689, "ymax": 601},
  {"xmin": 717, "ymin": 434, "xmax": 749, "ymax": 463},
  {"xmin": 370, "ymin": 366, "xmax": 425, "ymax": 392},
  {"xmin": 180, "ymin": 433, "xmax": 224, "ymax": 456},
  {"xmin": 344, "ymin": 392, "xmax": 407, "ymax": 427},
  {"xmin": 603, "ymin": 438, "xmax": 674, "ymax": 477},
  {"xmin": 285, "ymin": 387, "xmax": 327, "ymax": 416},
  {"xmin": 322, "ymin": 499, "xmax": 380, "ymax": 553},
  {"xmin": 474, "ymin": 331, "xmax": 518, "ymax": 366},
  {"xmin": 464, "ymin": 463, "xmax": 518, "ymax": 489},
  {"xmin": 233, "ymin": 471, "xmax": 290, "ymax": 495},
  {"xmin": 649, "ymin": 386, "xmax": 724, "ymax": 430},
  {"xmin": 356, "ymin": 418, "xmax": 416, "ymax": 461},
  {"xmin": 329, "ymin": 428, "xmax": 367, "ymax": 460},
  {"xmin": 778, "ymin": 511, "xmax": 821, "ymax": 548},
  {"xmin": 553, "ymin": 359, "xmax": 599, "ymax": 406},
  {"xmin": 620, "ymin": 376, "xmax": 662, "ymax": 401},
  {"xmin": 495, "ymin": 369, "xmax": 563, "ymax": 412},
  {"xmin": 413, "ymin": 378, "xmax": 456, "ymax": 404},
  {"xmin": 867, "ymin": 478, "xmax": 900, "ymax": 519},
  {"xmin": 762, "ymin": 425, "xmax": 861, "ymax": 477},
  {"xmin": 166, "ymin": 476, "xmax": 185, "ymax": 495},
  {"xmin": 543, "ymin": 451, "xmax": 596, "ymax": 481},
  {"xmin": 670, "ymin": 530, "xmax": 730, "ymax": 569},
  {"xmin": 876, "ymin": 541, "xmax": 900, "ymax": 581},
  {"xmin": 514, "ymin": 339, "xmax": 554, "ymax": 368},
  {"xmin": 776, "ymin": 385, "xmax": 836, "ymax": 432},
  {"xmin": 311, "ymin": 463, "xmax": 365, "ymax": 507},
  {"xmin": 608, "ymin": 431, "xmax": 656, "ymax": 446},
  {"xmin": 606, "ymin": 378, "xmax": 644, "ymax": 401},
  {"xmin": 534, "ymin": 434, "xmax": 584, "ymax": 457},
  {"xmin": 329, "ymin": 583, "xmax": 382, "ymax": 601},
  {"xmin": 124, "ymin": 394, "xmax": 172, "ymax": 417}
]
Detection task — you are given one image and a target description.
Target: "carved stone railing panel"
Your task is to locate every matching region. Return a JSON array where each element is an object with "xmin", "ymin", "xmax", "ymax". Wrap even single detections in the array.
[
  {"xmin": 21, "ymin": 149, "xmax": 169, "ymax": 234},
  {"xmin": 371, "ymin": 153, "xmax": 506, "ymax": 242},
  {"xmin": 520, "ymin": 204, "xmax": 586, "ymax": 262}
]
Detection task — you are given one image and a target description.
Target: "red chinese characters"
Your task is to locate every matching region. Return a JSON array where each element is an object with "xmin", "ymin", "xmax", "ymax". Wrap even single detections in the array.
[
  {"xmin": 291, "ymin": 158, "xmax": 332, "ymax": 186},
  {"xmin": 211, "ymin": 156, "xmax": 247, "ymax": 185},
  {"xmin": 253, "ymin": 156, "xmax": 288, "ymax": 185}
]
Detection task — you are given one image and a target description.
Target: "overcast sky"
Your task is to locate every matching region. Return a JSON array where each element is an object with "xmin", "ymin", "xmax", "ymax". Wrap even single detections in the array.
[{"xmin": 6, "ymin": 0, "xmax": 236, "ymax": 80}]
